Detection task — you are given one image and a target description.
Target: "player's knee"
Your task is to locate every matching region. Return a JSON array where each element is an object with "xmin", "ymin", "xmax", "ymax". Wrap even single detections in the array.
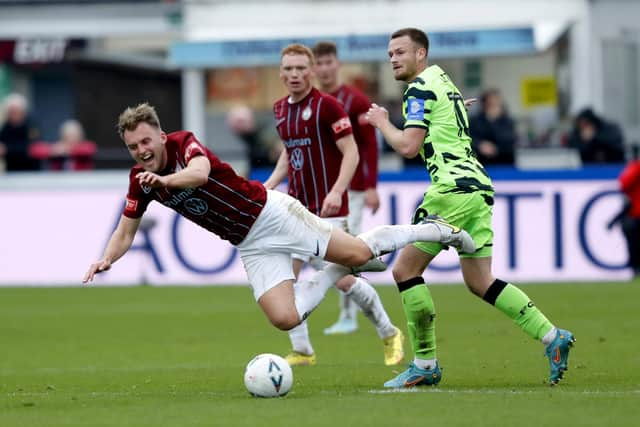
[
  {"xmin": 335, "ymin": 275, "xmax": 355, "ymax": 292},
  {"xmin": 353, "ymin": 251, "xmax": 371, "ymax": 266},
  {"xmin": 392, "ymin": 264, "xmax": 412, "ymax": 283},
  {"xmin": 269, "ymin": 311, "xmax": 300, "ymax": 331}
]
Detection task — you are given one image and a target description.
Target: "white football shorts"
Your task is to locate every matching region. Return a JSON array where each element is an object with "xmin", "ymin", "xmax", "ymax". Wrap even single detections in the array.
[
  {"xmin": 237, "ymin": 190, "xmax": 333, "ymax": 300},
  {"xmin": 291, "ymin": 215, "xmax": 348, "ymax": 269}
]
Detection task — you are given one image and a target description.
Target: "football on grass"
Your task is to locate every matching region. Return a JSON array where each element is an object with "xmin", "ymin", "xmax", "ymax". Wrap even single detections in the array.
[{"xmin": 244, "ymin": 353, "xmax": 293, "ymax": 397}]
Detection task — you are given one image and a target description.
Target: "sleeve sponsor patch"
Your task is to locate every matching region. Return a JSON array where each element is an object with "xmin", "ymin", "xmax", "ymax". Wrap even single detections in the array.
[
  {"xmin": 331, "ymin": 117, "xmax": 352, "ymax": 134},
  {"xmin": 407, "ymin": 98, "xmax": 425, "ymax": 121},
  {"xmin": 125, "ymin": 198, "xmax": 138, "ymax": 212},
  {"xmin": 184, "ymin": 141, "xmax": 205, "ymax": 163}
]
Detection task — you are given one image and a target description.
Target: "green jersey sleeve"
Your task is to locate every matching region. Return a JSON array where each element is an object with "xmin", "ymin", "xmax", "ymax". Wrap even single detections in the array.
[
  {"xmin": 401, "ymin": 65, "xmax": 493, "ymax": 193},
  {"xmin": 403, "ymin": 83, "xmax": 437, "ymax": 130}
]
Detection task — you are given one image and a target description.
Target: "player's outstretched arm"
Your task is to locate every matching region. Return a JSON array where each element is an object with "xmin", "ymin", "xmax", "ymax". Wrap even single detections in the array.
[
  {"xmin": 83, "ymin": 215, "xmax": 141, "ymax": 284},
  {"xmin": 137, "ymin": 156, "xmax": 211, "ymax": 190},
  {"xmin": 264, "ymin": 148, "xmax": 288, "ymax": 189}
]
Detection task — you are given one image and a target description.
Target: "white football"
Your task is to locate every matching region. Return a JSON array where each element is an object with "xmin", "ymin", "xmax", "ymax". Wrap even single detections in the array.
[{"xmin": 244, "ymin": 353, "xmax": 293, "ymax": 398}]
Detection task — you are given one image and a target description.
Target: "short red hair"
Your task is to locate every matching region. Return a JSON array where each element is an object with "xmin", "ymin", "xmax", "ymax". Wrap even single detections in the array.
[{"xmin": 281, "ymin": 43, "xmax": 315, "ymax": 66}]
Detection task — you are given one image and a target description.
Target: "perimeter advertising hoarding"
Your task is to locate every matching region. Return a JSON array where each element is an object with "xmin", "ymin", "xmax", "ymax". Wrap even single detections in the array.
[{"xmin": 0, "ymin": 179, "xmax": 629, "ymax": 286}]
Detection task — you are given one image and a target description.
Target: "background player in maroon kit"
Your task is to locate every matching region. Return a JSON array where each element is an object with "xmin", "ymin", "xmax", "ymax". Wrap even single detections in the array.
[
  {"xmin": 264, "ymin": 44, "xmax": 404, "ymax": 367},
  {"xmin": 82, "ymin": 102, "xmax": 474, "ymax": 351},
  {"xmin": 313, "ymin": 41, "xmax": 381, "ymax": 336}
]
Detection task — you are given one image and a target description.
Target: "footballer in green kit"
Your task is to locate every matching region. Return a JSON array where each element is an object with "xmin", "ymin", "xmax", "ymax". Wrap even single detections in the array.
[{"xmin": 365, "ymin": 27, "xmax": 575, "ymax": 387}]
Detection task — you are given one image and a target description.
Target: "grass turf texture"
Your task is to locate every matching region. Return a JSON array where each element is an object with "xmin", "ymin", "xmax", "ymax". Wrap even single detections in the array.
[{"xmin": 1, "ymin": 282, "xmax": 639, "ymax": 427}]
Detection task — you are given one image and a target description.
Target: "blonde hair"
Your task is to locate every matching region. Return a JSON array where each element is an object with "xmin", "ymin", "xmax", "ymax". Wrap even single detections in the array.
[
  {"xmin": 281, "ymin": 43, "xmax": 315, "ymax": 66},
  {"xmin": 117, "ymin": 103, "xmax": 161, "ymax": 140}
]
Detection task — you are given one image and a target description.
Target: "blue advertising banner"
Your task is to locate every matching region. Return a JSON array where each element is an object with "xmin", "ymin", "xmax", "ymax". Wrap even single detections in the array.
[{"xmin": 170, "ymin": 28, "xmax": 535, "ymax": 68}]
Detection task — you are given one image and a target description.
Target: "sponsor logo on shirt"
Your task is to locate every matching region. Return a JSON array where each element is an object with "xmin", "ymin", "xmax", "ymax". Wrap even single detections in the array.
[
  {"xmin": 407, "ymin": 98, "xmax": 425, "ymax": 121},
  {"xmin": 302, "ymin": 106, "xmax": 312, "ymax": 121},
  {"xmin": 162, "ymin": 187, "xmax": 197, "ymax": 208},
  {"xmin": 284, "ymin": 137, "xmax": 312, "ymax": 148},
  {"xmin": 290, "ymin": 148, "xmax": 304, "ymax": 171},
  {"xmin": 125, "ymin": 198, "xmax": 138, "ymax": 211},
  {"xmin": 331, "ymin": 117, "xmax": 352, "ymax": 134},
  {"xmin": 184, "ymin": 198, "xmax": 209, "ymax": 216}
]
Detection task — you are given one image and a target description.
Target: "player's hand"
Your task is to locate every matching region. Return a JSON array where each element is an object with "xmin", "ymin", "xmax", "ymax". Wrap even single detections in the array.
[
  {"xmin": 83, "ymin": 259, "xmax": 112, "ymax": 284},
  {"xmin": 320, "ymin": 191, "xmax": 342, "ymax": 217},
  {"xmin": 364, "ymin": 188, "xmax": 380, "ymax": 214},
  {"xmin": 263, "ymin": 180, "xmax": 276, "ymax": 190},
  {"xmin": 136, "ymin": 171, "xmax": 167, "ymax": 188},
  {"xmin": 464, "ymin": 98, "xmax": 477, "ymax": 109},
  {"xmin": 365, "ymin": 104, "xmax": 389, "ymax": 128}
]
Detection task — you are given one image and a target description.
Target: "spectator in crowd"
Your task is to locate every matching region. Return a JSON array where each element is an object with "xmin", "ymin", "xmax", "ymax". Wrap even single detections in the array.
[
  {"xmin": 226, "ymin": 104, "xmax": 280, "ymax": 171},
  {"xmin": 0, "ymin": 93, "xmax": 40, "ymax": 171},
  {"xmin": 470, "ymin": 88, "xmax": 517, "ymax": 165},
  {"xmin": 30, "ymin": 119, "xmax": 97, "ymax": 170},
  {"xmin": 567, "ymin": 108, "xmax": 625, "ymax": 164},
  {"xmin": 611, "ymin": 146, "xmax": 640, "ymax": 276}
]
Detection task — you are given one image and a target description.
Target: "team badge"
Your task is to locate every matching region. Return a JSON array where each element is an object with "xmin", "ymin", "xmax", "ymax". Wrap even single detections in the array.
[
  {"xmin": 302, "ymin": 106, "xmax": 312, "ymax": 121},
  {"xmin": 141, "ymin": 185, "xmax": 152, "ymax": 194}
]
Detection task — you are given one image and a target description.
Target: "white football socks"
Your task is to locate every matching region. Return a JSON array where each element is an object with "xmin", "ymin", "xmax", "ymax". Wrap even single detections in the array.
[
  {"xmin": 541, "ymin": 327, "xmax": 558, "ymax": 346},
  {"xmin": 293, "ymin": 263, "xmax": 351, "ymax": 322},
  {"xmin": 338, "ymin": 291, "xmax": 358, "ymax": 321},
  {"xmin": 288, "ymin": 321, "xmax": 314, "ymax": 355},
  {"xmin": 357, "ymin": 223, "xmax": 442, "ymax": 258},
  {"xmin": 346, "ymin": 277, "xmax": 395, "ymax": 339},
  {"xmin": 414, "ymin": 357, "xmax": 438, "ymax": 370}
]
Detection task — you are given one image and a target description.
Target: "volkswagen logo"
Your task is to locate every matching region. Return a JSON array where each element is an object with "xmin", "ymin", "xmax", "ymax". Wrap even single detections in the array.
[
  {"xmin": 290, "ymin": 148, "xmax": 304, "ymax": 171},
  {"xmin": 184, "ymin": 198, "xmax": 208, "ymax": 215}
]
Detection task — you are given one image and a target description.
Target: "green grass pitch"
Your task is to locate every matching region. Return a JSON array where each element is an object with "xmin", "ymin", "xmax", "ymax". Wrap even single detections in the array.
[{"xmin": 1, "ymin": 281, "xmax": 639, "ymax": 427}]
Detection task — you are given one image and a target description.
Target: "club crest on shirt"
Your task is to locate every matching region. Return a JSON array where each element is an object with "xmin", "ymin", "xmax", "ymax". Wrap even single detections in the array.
[
  {"xmin": 302, "ymin": 106, "xmax": 312, "ymax": 121},
  {"xmin": 141, "ymin": 185, "xmax": 152, "ymax": 194},
  {"xmin": 290, "ymin": 148, "xmax": 304, "ymax": 171}
]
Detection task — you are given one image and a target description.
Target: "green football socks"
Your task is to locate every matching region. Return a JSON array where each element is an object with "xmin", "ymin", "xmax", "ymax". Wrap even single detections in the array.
[
  {"xmin": 397, "ymin": 277, "xmax": 437, "ymax": 360},
  {"xmin": 483, "ymin": 279, "xmax": 554, "ymax": 340}
]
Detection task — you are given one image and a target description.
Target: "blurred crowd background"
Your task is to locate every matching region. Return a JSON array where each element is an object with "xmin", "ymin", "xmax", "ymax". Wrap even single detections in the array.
[{"xmin": 0, "ymin": 0, "xmax": 638, "ymax": 175}]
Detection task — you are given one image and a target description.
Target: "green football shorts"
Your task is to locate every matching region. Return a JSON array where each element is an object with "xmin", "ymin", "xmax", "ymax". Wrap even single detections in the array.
[{"xmin": 412, "ymin": 188, "xmax": 494, "ymax": 258}]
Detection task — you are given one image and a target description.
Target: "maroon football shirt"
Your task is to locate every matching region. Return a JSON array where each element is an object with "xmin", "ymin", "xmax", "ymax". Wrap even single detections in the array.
[
  {"xmin": 331, "ymin": 84, "xmax": 378, "ymax": 192},
  {"xmin": 273, "ymin": 87, "xmax": 353, "ymax": 217},
  {"xmin": 123, "ymin": 131, "xmax": 267, "ymax": 245}
]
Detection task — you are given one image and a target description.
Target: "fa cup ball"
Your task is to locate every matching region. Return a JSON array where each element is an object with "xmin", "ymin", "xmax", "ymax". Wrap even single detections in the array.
[{"xmin": 244, "ymin": 353, "xmax": 293, "ymax": 397}]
